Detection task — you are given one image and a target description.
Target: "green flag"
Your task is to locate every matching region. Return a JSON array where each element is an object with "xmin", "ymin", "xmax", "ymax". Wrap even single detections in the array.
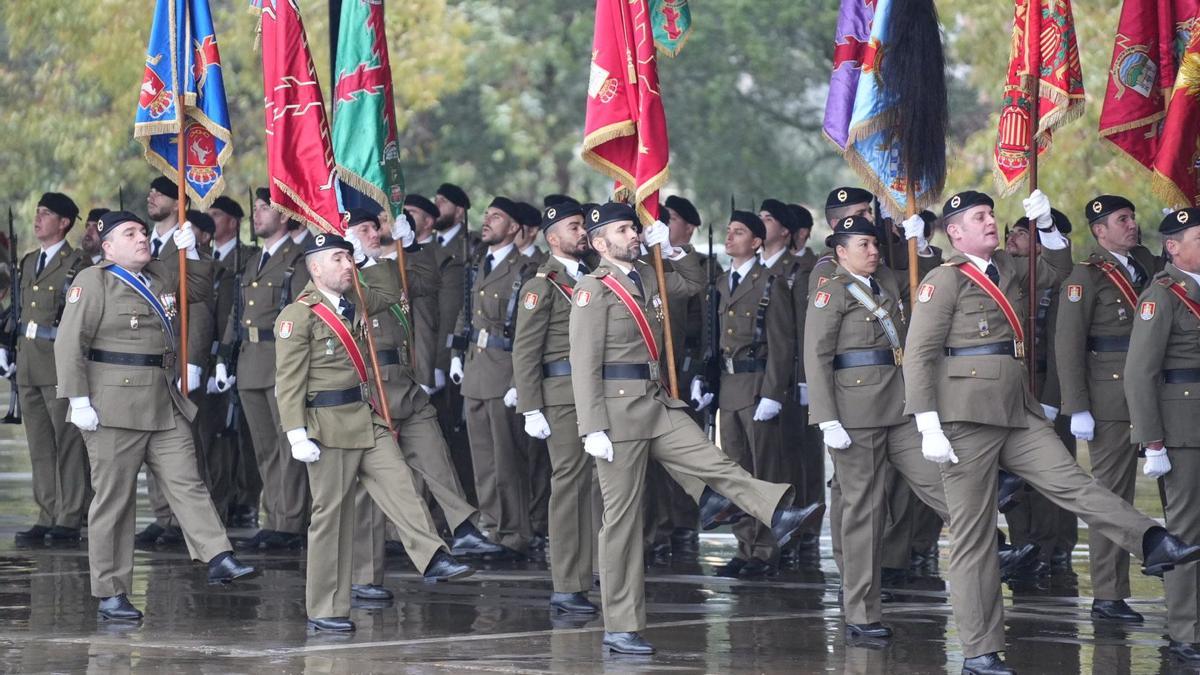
[
  {"xmin": 332, "ymin": 0, "xmax": 405, "ymax": 217},
  {"xmin": 650, "ymin": 0, "xmax": 692, "ymax": 58}
]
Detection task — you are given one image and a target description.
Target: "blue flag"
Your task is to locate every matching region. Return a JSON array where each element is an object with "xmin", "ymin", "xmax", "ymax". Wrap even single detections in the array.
[{"xmin": 134, "ymin": 0, "xmax": 232, "ymax": 209}]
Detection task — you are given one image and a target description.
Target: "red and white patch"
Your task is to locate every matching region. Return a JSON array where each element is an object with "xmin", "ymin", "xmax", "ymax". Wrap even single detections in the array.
[
  {"xmin": 1066, "ymin": 284, "xmax": 1083, "ymax": 303},
  {"xmin": 575, "ymin": 290, "xmax": 591, "ymax": 307},
  {"xmin": 67, "ymin": 286, "xmax": 82, "ymax": 303},
  {"xmin": 918, "ymin": 284, "xmax": 935, "ymax": 303},
  {"xmin": 523, "ymin": 291, "xmax": 539, "ymax": 310},
  {"xmin": 1139, "ymin": 301, "xmax": 1156, "ymax": 320},
  {"xmin": 278, "ymin": 320, "xmax": 293, "ymax": 339},
  {"xmin": 816, "ymin": 276, "xmax": 830, "ymax": 288},
  {"xmin": 813, "ymin": 291, "xmax": 831, "ymax": 308}
]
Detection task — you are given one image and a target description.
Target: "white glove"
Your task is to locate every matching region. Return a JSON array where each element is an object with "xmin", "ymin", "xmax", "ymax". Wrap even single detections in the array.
[
  {"xmin": 344, "ymin": 228, "xmax": 366, "ymax": 265},
  {"xmin": 819, "ymin": 421, "xmax": 852, "ymax": 450},
  {"xmin": 419, "ymin": 384, "xmax": 435, "ymax": 395},
  {"xmin": 0, "ymin": 348, "xmax": 14, "ymax": 379},
  {"xmin": 523, "ymin": 410, "xmax": 552, "ymax": 439},
  {"xmin": 1144, "ymin": 447, "xmax": 1171, "ymax": 478},
  {"xmin": 391, "ymin": 214, "xmax": 415, "ymax": 248},
  {"xmin": 1041, "ymin": 404, "xmax": 1059, "ymax": 421},
  {"xmin": 752, "ymin": 397, "xmax": 782, "ymax": 422},
  {"xmin": 449, "ymin": 356, "xmax": 464, "ymax": 384},
  {"xmin": 690, "ymin": 377, "xmax": 713, "ymax": 411},
  {"xmin": 286, "ymin": 427, "xmax": 321, "ymax": 463},
  {"xmin": 174, "ymin": 222, "xmax": 198, "ymax": 253},
  {"xmin": 1022, "ymin": 189, "xmax": 1053, "ymax": 230},
  {"xmin": 68, "ymin": 396, "xmax": 99, "ymax": 432},
  {"xmin": 643, "ymin": 220, "xmax": 676, "ymax": 258},
  {"xmin": 214, "ymin": 362, "xmax": 235, "ymax": 393},
  {"xmin": 503, "ymin": 387, "xmax": 518, "ymax": 408},
  {"xmin": 797, "ymin": 382, "xmax": 809, "ymax": 406},
  {"xmin": 206, "ymin": 376, "xmax": 220, "ymax": 394},
  {"xmin": 901, "ymin": 214, "xmax": 931, "ymax": 254},
  {"xmin": 1070, "ymin": 410, "xmax": 1095, "ymax": 441},
  {"xmin": 584, "ymin": 430, "xmax": 614, "ymax": 462},
  {"xmin": 184, "ymin": 364, "xmax": 202, "ymax": 393},
  {"xmin": 915, "ymin": 411, "xmax": 959, "ymax": 464},
  {"xmin": 434, "ymin": 368, "xmax": 446, "ymax": 392}
]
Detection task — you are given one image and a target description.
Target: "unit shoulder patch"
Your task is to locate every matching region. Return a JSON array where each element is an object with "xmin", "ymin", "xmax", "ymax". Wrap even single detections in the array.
[
  {"xmin": 918, "ymin": 284, "xmax": 935, "ymax": 303},
  {"xmin": 1139, "ymin": 301, "xmax": 1156, "ymax": 320},
  {"xmin": 523, "ymin": 291, "xmax": 539, "ymax": 310},
  {"xmin": 575, "ymin": 290, "xmax": 592, "ymax": 307},
  {"xmin": 1066, "ymin": 284, "xmax": 1083, "ymax": 303},
  {"xmin": 278, "ymin": 320, "xmax": 294, "ymax": 339},
  {"xmin": 67, "ymin": 286, "xmax": 82, "ymax": 303},
  {"xmin": 813, "ymin": 290, "xmax": 831, "ymax": 308}
]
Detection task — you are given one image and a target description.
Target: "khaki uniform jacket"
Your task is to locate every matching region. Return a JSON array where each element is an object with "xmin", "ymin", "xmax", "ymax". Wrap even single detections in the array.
[
  {"xmin": 1125, "ymin": 265, "xmax": 1200, "ymax": 447},
  {"xmin": 404, "ymin": 242, "xmax": 440, "ymax": 386},
  {"xmin": 805, "ymin": 265, "xmax": 908, "ymax": 429},
  {"xmin": 903, "ymin": 246, "xmax": 1072, "ymax": 426},
  {"xmin": 15, "ymin": 242, "xmax": 87, "ymax": 387},
  {"xmin": 154, "ymin": 235, "xmax": 215, "ymax": 369},
  {"xmin": 219, "ymin": 237, "xmax": 309, "ymax": 389},
  {"xmin": 210, "ymin": 240, "xmax": 256, "ymax": 371},
  {"xmin": 54, "ymin": 261, "xmax": 208, "ymax": 429},
  {"xmin": 432, "ymin": 228, "xmax": 481, "ymax": 372},
  {"xmin": 362, "ymin": 259, "xmax": 433, "ymax": 422},
  {"xmin": 716, "ymin": 259, "xmax": 793, "ymax": 410},
  {"xmin": 452, "ymin": 248, "xmax": 537, "ymax": 400},
  {"xmin": 1056, "ymin": 245, "xmax": 1161, "ymax": 420},
  {"xmin": 512, "ymin": 256, "xmax": 579, "ymax": 412},
  {"xmin": 568, "ymin": 254, "xmax": 704, "ymax": 442},
  {"xmin": 273, "ymin": 278, "xmax": 401, "ymax": 450},
  {"xmin": 668, "ymin": 247, "xmax": 711, "ymax": 386}
]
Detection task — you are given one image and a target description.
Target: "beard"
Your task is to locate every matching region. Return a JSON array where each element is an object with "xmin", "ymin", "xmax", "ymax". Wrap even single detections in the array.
[{"xmin": 434, "ymin": 212, "xmax": 455, "ymax": 231}]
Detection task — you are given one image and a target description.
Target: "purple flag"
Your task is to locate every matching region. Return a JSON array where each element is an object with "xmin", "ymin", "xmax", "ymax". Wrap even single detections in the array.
[{"xmin": 822, "ymin": 0, "xmax": 876, "ymax": 150}]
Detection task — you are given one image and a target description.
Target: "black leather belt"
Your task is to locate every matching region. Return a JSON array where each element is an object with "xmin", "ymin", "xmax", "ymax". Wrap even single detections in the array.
[
  {"xmin": 725, "ymin": 358, "xmax": 766, "ymax": 374},
  {"xmin": 1087, "ymin": 335, "xmax": 1130, "ymax": 352},
  {"xmin": 602, "ymin": 363, "xmax": 657, "ymax": 380},
  {"xmin": 543, "ymin": 361, "xmax": 572, "ymax": 377},
  {"xmin": 88, "ymin": 348, "xmax": 176, "ymax": 369},
  {"xmin": 18, "ymin": 322, "xmax": 57, "ymax": 342},
  {"xmin": 1164, "ymin": 368, "xmax": 1200, "ymax": 384},
  {"xmin": 246, "ymin": 326, "xmax": 274, "ymax": 343},
  {"xmin": 306, "ymin": 385, "xmax": 366, "ymax": 407},
  {"xmin": 468, "ymin": 329, "xmax": 513, "ymax": 352},
  {"xmin": 374, "ymin": 348, "xmax": 401, "ymax": 367},
  {"xmin": 832, "ymin": 349, "xmax": 897, "ymax": 370},
  {"xmin": 945, "ymin": 341, "xmax": 1017, "ymax": 358}
]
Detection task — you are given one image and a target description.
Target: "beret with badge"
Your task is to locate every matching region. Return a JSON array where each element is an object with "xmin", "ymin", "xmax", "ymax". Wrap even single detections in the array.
[
  {"xmin": 1085, "ymin": 195, "xmax": 1136, "ymax": 224},
  {"xmin": 941, "ymin": 190, "xmax": 994, "ymax": 220},
  {"xmin": 586, "ymin": 202, "xmax": 638, "ymax": 232},
  {"xmin": 87, "ymin": 207, "xmax": 111, "ymax": 223},
  {"xmin": 346, "ymin": 207, "xmax": 381, "ymax": 228},
  {"xmin": 304, "ymin": 232, "xmax": 354, "ymax": 256},
  {"xmin": 1161, "ymin": 207, "xmax": 1200, "ymax": 235},
  {"xmin": 824, "ymin": 214, "xmax": 877, "ymax": 247},
  {"xmin": 542, "ymin": 202, "xmax": 584, "ymax": 231},
  {"xmin": 96, "ymin": 210, "xmax": 148, "ymax": 240},
  {"xmin": 825, "ymin": 187, "xmax": 874, "ymax": 210}
]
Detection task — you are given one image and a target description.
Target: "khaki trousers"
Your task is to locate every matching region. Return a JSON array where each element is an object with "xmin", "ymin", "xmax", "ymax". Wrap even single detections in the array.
[
  {"xmin": 83, "ymin": 411, "xmax": 230, "ymax": 597},
  {"xmin": 1163, "ymin": 448, "xmax": 1200, "ymax": 643},
  {"xmin": 940, "ymin": 411, "xmax": 1154, "ymax": 657},
  {"xmin": 20, "ymin": 383, "xmax": 89, "ymax": 528},
  {"xmin": 1008, "ymin": 416, "xmax": 1079, "ymax": 562},
  {"xmin": 464, "ymin": 395, "xmax": 530, "ymax": 552},
  {"xmin": 242, "ymin": 387, "xmax": 310, "ymax": 532},
  {"xmin": 720, "ymin": 405, "xmax": 784, "ymax": 561},
  {"xmin": 1087, "ymin": 419, "xmax": 1137, "ymax": 600},
  {"xmin": 544, "ymin": 403, "xmax": 600, "ymax": 593},
  {"xmin": 194, "ymin": 389, "xmax": 236, "ymax": 520}
]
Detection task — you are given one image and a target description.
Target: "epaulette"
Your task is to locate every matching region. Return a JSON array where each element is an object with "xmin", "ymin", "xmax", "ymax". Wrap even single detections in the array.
[
  {"xmin": 594, "ymin": 269, "xmax": 610, "ymax": 278},
  {"xmin": 298, "ymin": 291, "xmax": 321, "ymax": 306},
  {"xmin": 1156, "ymin": 276, "xmax": 1173, "ymax": 287}
]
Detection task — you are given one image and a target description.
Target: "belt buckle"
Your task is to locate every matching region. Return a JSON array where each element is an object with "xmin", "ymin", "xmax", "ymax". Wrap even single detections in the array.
[
  {"xmin": 161, "ymin": 351, "xmax": 178, "ymax": 370},
  {"xmin": 1013, "ymin": 339, "xmax": 1025, "ymax": 360},
  {"xmin": 24, "ymin": 321, "xmax": 38, "ymax": 340},
  {"xmin": 359, "ymin": 381, "xmax": 370, "ymax": 401},
  {"xmin": 248, "ymin": 326, "xmax": 260, "ymax": 343},
  {"xmin": 724, "ymin": 357, "xmax": 734, "ymax": 375},
  {"xmin": 892, "ymin": 347, "xmax": 904, "ymax": 366},
  {"xmin": 648, "ymin": 361, "xmax": 660, "ymax": 381},
  {"xmin": 477, "ymin": 328, "xmax": 490, "ymax": 349}
]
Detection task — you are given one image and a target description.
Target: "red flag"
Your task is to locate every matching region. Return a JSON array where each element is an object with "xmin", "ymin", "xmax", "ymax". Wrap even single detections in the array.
[
  {"xmin": 1155, "ymin": 31, "xmax": 1200, "ymax": 206},
  {"xmin": 258, "ymin": 0, "xmax": 344, "ymax": 233},
  {"xmin": 582, "ymin": 0, "xmax": 670, "ymax": 224},
  {"xmin": 993, "ymin": 0, "xmax": 1085, "ymax": 195}
]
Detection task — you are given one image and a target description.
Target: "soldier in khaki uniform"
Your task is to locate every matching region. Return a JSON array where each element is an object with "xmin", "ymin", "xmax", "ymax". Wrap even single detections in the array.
[
  {"xmin": 275, "ymin": 231, "xmax": 473, "ymax": 632},
  {"xmin": 569, "ymin": 202, "xmax": 824, "ymax": 655},
  {"xmin": 215, "ymin": 188, "xmax": 310, "ymax": 550},
  {"xmin": 903, "ymin": 189, "xmax": 1200, "ymax": 674},
  {"xmin": 449, "ymin": 197, "xmax": 537, "ymax": 556},
  {"xmin": 1057, "ymin": 195, "xmax": 1161, "ymax": 619},
  {"xmin": 401, "ymin": 194, "xmax": 442, "ymax": 390},
  {"xmin": 55, "ymin": 211, "xmax": 256, "ymax": 622},
  {"xmin": 513, "ymin": 201, "xmax": 601, "ymax": 614},
  {"xmin": 1125, "ymin": 207, "xmax": 1200, "ymax": 664},
  {"xmin": 513, "ymin": 200, "xmax": 551, "ymax": 545},
  {"xmin": 7, "ymin": 193, "xmax": 90, "ymax": 544}
]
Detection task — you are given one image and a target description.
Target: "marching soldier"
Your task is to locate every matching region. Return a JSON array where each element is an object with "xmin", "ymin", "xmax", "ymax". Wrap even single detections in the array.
[
  {"xmin": 512, "ymin": 201, "xmax": 601, "ymax": 614},
  {"xmin": 215, "ymin": 188, "xmax": 310, "ymax": 550},
  {"xmin": 9, "ymin": 192, "xmax": 90, "ymax": 544},
  {"xmin": 1126, "ymin": 207, "xmax": 1200, "ymax": 662},
  {"xmin": 902, "ymin": 189, "xmax": 1200, "ymax": 674},
  {"xmin": 401, "ymin": 194, "xmax": 445, "ymax": 392},
  {"xmin": 55, "ymin": 211, "xmax": 256, "ymax": 622},
  {"xmin": 274, "ymin": 232, "xmax": 473, "ymax": 632},
  {"xmin": 569, "ymin": 202, "xmax": 823, "ymax": 655}
]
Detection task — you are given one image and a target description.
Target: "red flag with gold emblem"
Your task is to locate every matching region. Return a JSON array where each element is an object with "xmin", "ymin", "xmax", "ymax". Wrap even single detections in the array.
[{"xmin": 582, "ymin": 0, "xmax": 670, "ymax": 225}]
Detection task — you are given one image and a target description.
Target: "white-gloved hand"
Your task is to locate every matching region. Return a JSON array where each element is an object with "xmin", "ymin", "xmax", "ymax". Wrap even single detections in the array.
[
  {"xmin": 173, "ymin": 222, "xmax": 198, "ymax": 253},
  {"xmin": 214, "ymin": 362, "xmax": 235, "ymax": 393},
  {"xmin": 503, "ymin": 387, "xmax": 518, "ymax": 408},
  {"xmin": 915, "ymin": 411, "xmax": 959, "ymax": 464},
  {"xmin": 419, "ymin": 384, "xmax": 435, "ymax": 395},
  {"xmin": 797, "ymin": 382, "xmax": 809, "ymax": 406},
  {"xmin": 584, "ymin": 430, "xmax": 614, "ymax": 462},
  {"xmin": 185, "ymin": 364, "xmax": 202, "ymax": 393},
  {"xmin": 753, "ymin": 397, "xmax": 782, "ymax": 421},
  {"xmin": 449, "ymin": 356, "xmax": 464, "ymax": 384},
  {"xmin": 0, "ymin": 348, "xmax": 14, "ymax": 379},
  {"xmin": 1144, "ymin": 447, "xmax": 1171, "ymax": 478},
  {"xmin": 391, "ymin": 214, "xmax": 415, "ymax": 248},
  {"xmin": 344, "ymin": 228, "xmax": 367, "ymax": 265},
  {"xmin": 523, "ymin": 410, "xmax": 552, "ymax": 439},
  {"xmin": 68, "ymin": 396, "xmax": 99, "ymax": 432},
  {"xmin": 433, "ymin": 368, "xmax": 446, "ymax": 392},
  {"xmin": 1070, "ymin": 410, "xmax": 1095, "ymax": 441},
  {"xmin": 819, "ymin": 421, "xmax": 853, "ymax": 450},
  {"xmin": 901, "ymin": 214, "xmax": 932, "ymax": 256},
  {"xmin": 206, "ymin": 376, "xmax": 220, "ymax": 395},
  {"xmin": 690, "ymin": 377, "xmax": 713, "ymax": 411},
  {"xmin": 1041, "ymin": 404, "xmax": 1059, "ymax": 421},
  {"xmin": 643, "ymin": 220, "xmax": 676, "ymax": 258},
  {"xmin": 1022, "ymin": 189, "xmax": 1053, "ymax": 230},
  {"xmin": 286, "ymin": 427, "xmax": 320, "ymax": 463}
]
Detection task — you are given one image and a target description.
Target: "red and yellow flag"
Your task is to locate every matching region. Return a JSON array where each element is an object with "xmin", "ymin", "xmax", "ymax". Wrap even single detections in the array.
[{"xmin": 581, "ymin": 0, "xmax": 670, "ymax": 224}]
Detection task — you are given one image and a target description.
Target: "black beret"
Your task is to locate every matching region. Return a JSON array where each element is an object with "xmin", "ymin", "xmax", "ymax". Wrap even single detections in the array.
[
  {"xmin": 437, "ymin": 183, "xmax": 470, "ymax": 210},
  {"xmin": 150, "ymin": 176, "xmax": 179, "ymax": 200},
  {"xmin": 542, "ymin": 202, "xmax": 583, "ymax": 231},
  {"xmin": 254, "ymin": 187, "xmax": 272, "ymax": 204},
  {"xmin": 515, "ymin": 202, "xmax": 542, "ymax": 228},
  {"xmin": 38, "ymin": 192, "xmax": 78, "ymax": 221},
  {"xmin": 210, "ymin": 195, "xmax": 244, "ymax": 219},
  {"xmin": 1085, "ymin": 195, "xmax": 1136, "ymax": 224},
  {"xmin": 825, "ymin": 187, "xmax": 873, "ymax": 210},
  {"xmin": 488, "ymin": 197, "xmax": 520, "ymax": 221},
  {"xmin": 96, "ymin": 210, "xmax": 147, "ymax": 239},
  {"xmin": 942, "ymin": 191, "xmax": 994, "ymax": 220},
  {"xmin": 730, "ymin": 210, "xmax": 766, "ymax": 240},
  {"xmin": 543, "ymin": 194, "xmax": 580, "ymax": 208},
  {"xmin": 304, "ymin": 232, "xmax": 354, "ymax": 256},
  {"xmin": 586, "ymin": 202, "xmax": 637, "ymax": 232},
  {"xmin": 664, "ymin": 195, "xmax": 701, "ymax": 227},
  {"xmin": 788, "ymin": 203, "xmax": 813, "ymax": 231},
  {"xmin": 824, "ymin": 215, "xmax": 877, "ymax": 247},
  {"xmin": 346, "ymin": 208, "xmax": 381, "ymax": 228},
  {"xmin": 1013, "ymin": 208, "xmax": 1072, "ymax": 234},
  {"xmin": 185, "ymin": 209, "xmax": 215, "ymax": 235},
  {"xmin": 403, "ymin": 194, "xmax": 439, "ymax": 220},
  {"xmin": 760, "ymin": 199, "xmax": 797, "ymax": 233},
  {"xmin": 87, "ymin": 207, "xmax": 110, "ymax": 223},
  {"xmin": 1161, "ymin": 208, "xmax": 1200, "ymax": 235}
]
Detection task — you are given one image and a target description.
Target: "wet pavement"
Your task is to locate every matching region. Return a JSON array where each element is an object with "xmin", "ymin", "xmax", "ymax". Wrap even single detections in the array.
[{"xmin": 0, "ymin": 407, "xmax": 1189, "ymax": 673}]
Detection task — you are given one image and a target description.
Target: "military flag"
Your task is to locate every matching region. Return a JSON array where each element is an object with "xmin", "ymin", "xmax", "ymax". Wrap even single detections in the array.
[
  {"xmin": 993, "ymin": 0, "xmax": 1086, "ymax": 196},
  {"xmin": 134, "ymin": 0, "xmax": 232, "ymax": 209},
  {"xmin": 582, "ymin": 0, "xmax": 671, "ymax": 225},
  {"xmin": 649, "ymin": 0, "xmax": 692, "ymax": 57},
  {"xmin": 822, "ymin": 0, "xmax": 874, "ymax": 152}
]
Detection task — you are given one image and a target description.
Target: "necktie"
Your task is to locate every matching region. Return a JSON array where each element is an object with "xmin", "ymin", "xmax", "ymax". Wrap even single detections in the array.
[
  {"xmin": 213, "ymin": 249, "xmax": 222, "ymax": 261},
  {"xmin": 730, "ymin": 271, "xmax": 741, "ymax": 294},
  {"xmin": 35, "ymin": 252, "xmax": 46, "ymax": 277},
  {"xmin": 628, "ymin": 269, "xmax": 645, "ymax": 297},
  {"xmin": 339, "ymin": 297, "xmax": 355, "ymax": 324},
  {"xmin": 1129, "ymin": 257, "xmax": 1147, "ymax": 286},
  {"xmin": 869, "ymin": 277, "xmax": 881, "ymax": 296},
  {"xmin": 985, "ymin": 263, "xmax": 1000, "ymax": 287},
  {"xmin": 483, "ymin": 253, "xmax": 494, "ymax": 279},
  {"xmin": 438, "ymin": 236, "xmax": 446, "ymax": 247},
  {"xmin": 151, "ymin": 238, "xmax": 162, "ymax": 259},
  {"xmin": 258, "ymin": 251, "xmax": 271, "ymax": 273},
  {"xmin": 576, "ymin": 263, "xmax": 590, "ymax": 279}
]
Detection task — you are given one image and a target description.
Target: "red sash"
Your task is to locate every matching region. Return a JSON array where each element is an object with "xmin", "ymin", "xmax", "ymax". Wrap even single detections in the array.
[
  {"xmin": 1166, "ymin": 282, "xmax": 1200, "ymax": 321},
  {"xmin": 599, "ymin": 273, "xmax": 660, "ymax": 362},
  {"xmin": 956, "ymin": 262, "xmax": 1026, "ymax": 344},
  {"xmin": 544, "ymin": 271, "xmax": 575, "ymax": 299},
  {"xmin": 308, "ymin": 301, "xmax": 369, "ymax": 383},
  {"xmin": 1087, "ymin": 260, "xmax": 1139, "ymax": 307}
]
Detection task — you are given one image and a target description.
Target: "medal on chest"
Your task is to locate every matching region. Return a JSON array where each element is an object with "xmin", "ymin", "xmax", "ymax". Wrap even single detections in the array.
[
  {"xmin": 652, "ymin": 294, "xmax": 664, "ymax": 323},
  {"xmin": 130, "ymin": 315, "xmax": 139, "ymax": 329},
  {"xmin": 159, "ymin": 292, "xmax": 178, "ymax": 319},
  {"xmin": 978, "ymin": 317, "xmax": 990, "ymax": 337},
  {"xmin": 1117, "ymin": 306, "xmax": 1128, "ymax": 322},
  {"xmin": 325, "ymin": 338, "xmax": 335, "ymax": 355}
]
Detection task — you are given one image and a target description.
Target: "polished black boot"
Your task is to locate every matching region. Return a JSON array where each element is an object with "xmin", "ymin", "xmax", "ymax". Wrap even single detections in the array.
[
  {"xmin": 698, "ymin": 487, "xmax": 746, "ymax": 530},
  {"xmin": 603, "ymin": 631, "xmax": 655, "ymax": 655},
  {"xmin": 351, "ymin": 583, "xmax": 393, "ymax": 600},
  {"xmin": 97, "ymin": 594, "xmax": 143, "ymax": 622},
  {"xmin": 961, "ymin": 651, "xmax": 1014, "ymax": 674},
  {"xmin": 423, "ymin": 550, "xmax": 474, "ymax": 582},
  {"xmin": 207, "ymin": 552, "xmax": 257, "ymax": 583},
  {"xmin": 770, "ymin": 502, "xmax": 825, "ymax": 548},
  {"xmin": 449, "ymin": 522, "xmax": 504, "ymax": 557},
  {"xmin": 846, "ymin": 622, "xmax": 892, "ymax": 639},
  {"xmin": 996, "ymin": 471, "xmax": 1025, "ymax": 514},
  {"xmin": 1090, "ymin": 599, "xmax": 1143, "ymax": 622},
  {"xmin": 307, "ymin": 616, "xmax": 355, "ymax": 632},
  {"xmin": 15, "ymin": 524, "xmax": 50, "ymax": 542},
  {"xmin": 549, "ymin": 591, "xmax": 598, "ymax": 614},
  {"xmin": 1142, "ymin": 527, "xmax": 1200, "ymax": 576}
]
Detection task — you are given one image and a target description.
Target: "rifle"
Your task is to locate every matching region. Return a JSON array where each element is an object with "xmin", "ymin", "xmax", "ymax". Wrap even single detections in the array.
[
  {"xmin": 221, "ymin": 231, "xmax": 246, "ymax": 437},
  {"xmin": 701, "ymin": 203, "xmax": 724, "ymax": 440},
  {"xmin": 444, "ymin": 227, "xmax": 477, "ymax": 434},
  {"xmin": 3, "ymin": 207, "xmax": 20, "ymax": 424}
]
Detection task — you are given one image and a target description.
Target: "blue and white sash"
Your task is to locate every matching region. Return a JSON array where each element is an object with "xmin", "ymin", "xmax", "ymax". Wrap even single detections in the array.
[{"xmin": 104, "ymin": 265, "xmax": 175, "ymax": 340}]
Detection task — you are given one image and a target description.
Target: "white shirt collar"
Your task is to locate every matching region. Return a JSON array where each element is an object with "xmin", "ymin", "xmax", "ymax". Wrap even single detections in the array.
[
  {"xmin": 418, "ymin": 235, "xmax": 435, "ymax": 245},
  {"xmin": 962, "ymin": 251, "xmax": 993, "ymax": 274},
  {"xmin": 91, "ymin": 254, "xmax": 102, "ymax": 265},
  {"xmin": 730, "ymin": 257, "xmax": 756, "ymax": 287},
  {"xmin": 213, "ymin": 238, "xmax": 238, "ymax": 261},
  {"xmin": 150, "ymin": 225, "xmax": 173, "ymax": 248},
  {"xmin": 608, "ymin": 259, "xmax": 633, "ymax": 275},
  {"xmin": 290, "ymin": 229, "xmax": 308, "ymax": 244},
  {"xmin": 1181, "ymin": 268, "xmax": 1200, "ymax": 289},
  {"xmin": 318, "ymin": 288, "xmax": 344, "ymax": 311},
  {"xmin": 760, "ymin": 248, "xmax": 786, "ymax": 270},
  {"xmin": 439, "ymin": 224, "xmax": 463, "ymax": 245},
  {"xmin": 848, "ymin": 271, "xmax": 874, "ymax": 289},
  {"xmin": 521, "ymin": 244, "xmax": 539, "ymax": 258},
  {"xmin": 39, "ymin": 239, "xmax": 67, "ymax": 261},
  {"xmin": 486, "ymin": 242, "xmax": 515, "ymax": 266},
  {"xmin": 553, "ymin": 255, "xmax": 582, "ymax": 279},
  {"xmin": 263, "ymin": 235, "xmax": 289, "ymax": 257}
]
